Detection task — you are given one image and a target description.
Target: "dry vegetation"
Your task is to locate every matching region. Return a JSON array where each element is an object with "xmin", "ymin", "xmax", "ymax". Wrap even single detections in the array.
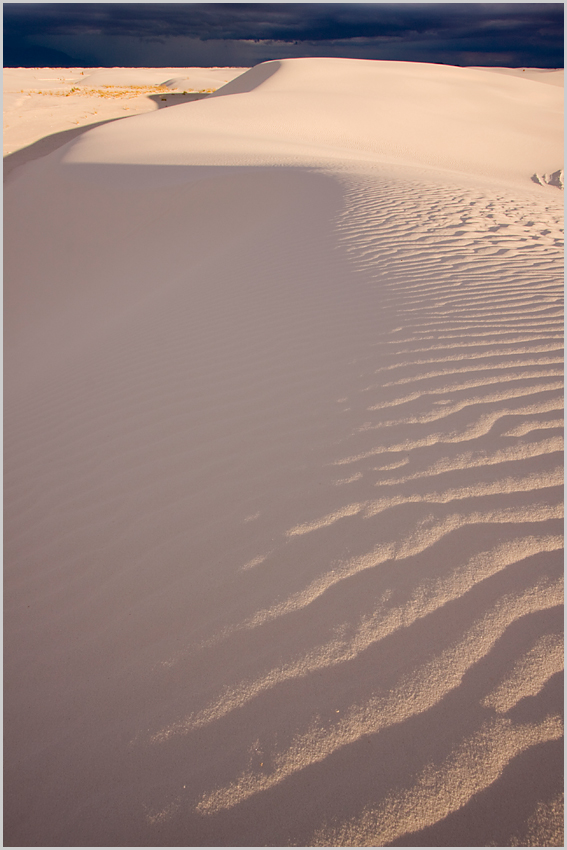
[{"xmin": 24, "ymin": 85, "xmax": 214, "ymax": 98}]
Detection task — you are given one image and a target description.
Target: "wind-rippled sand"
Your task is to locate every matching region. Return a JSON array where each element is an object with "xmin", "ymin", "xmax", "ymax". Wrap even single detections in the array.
[{"xmin": 4, "ymin": 59, "xmax": 563, "ymax": 846}]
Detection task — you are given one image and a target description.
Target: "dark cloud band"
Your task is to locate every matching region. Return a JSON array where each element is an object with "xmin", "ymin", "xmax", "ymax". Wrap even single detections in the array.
[{"xmin": 3, "ymin": 3, "xmax": 563, "ymax": 68}]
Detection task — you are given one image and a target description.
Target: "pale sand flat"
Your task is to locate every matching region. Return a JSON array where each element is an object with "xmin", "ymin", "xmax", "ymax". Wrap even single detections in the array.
[
  {"xmin": 4, "ymin": 59, "xmax": 563, "ymax": 847},
  {"xmin": 3, "ymin": 66, "xmax": 248, "ymax": 167},
  {"xmin": 468, "ymin": 67, "xmax": 564, "ymax": 87}
]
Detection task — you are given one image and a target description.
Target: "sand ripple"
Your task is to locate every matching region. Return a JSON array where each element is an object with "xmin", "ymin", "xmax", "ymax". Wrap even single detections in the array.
[{"xmin": 4, "ymin": 84, "xmax": 563, "ymax": 844}]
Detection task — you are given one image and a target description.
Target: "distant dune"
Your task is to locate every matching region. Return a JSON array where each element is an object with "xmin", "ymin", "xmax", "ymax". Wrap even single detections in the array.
[
  {"xmin": 4, "ymin": 59, "xmax": 563, "ymax": 847},
  {"xmin": 3, "ymin": 65, "xmax": 248, "ymax": 167}
]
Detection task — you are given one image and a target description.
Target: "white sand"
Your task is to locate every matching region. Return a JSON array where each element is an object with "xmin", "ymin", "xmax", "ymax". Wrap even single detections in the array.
[
  {"xmin": 3, "ymin": 66, "xmax": 248, "ymax": 165},
  {"xmin": 4, "ymin": 59, "xmax": 564, "ymax": 846}
]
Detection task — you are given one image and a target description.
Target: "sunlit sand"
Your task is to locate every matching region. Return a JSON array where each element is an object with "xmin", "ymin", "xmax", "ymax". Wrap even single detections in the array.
[{"xmin": 4, "ymin": 59, "xmax": 563, "ymax": 846}]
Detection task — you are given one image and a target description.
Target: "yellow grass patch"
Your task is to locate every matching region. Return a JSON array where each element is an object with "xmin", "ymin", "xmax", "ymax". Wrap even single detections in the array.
[{"xmin": 29, "ymin": 85, "xmax": 215, "ymax": 99}]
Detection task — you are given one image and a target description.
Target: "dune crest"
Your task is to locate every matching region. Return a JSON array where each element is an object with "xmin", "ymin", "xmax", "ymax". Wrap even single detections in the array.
[{"xmin": 62, "ymin": 57, "xmax": 563, "ymax": 185}]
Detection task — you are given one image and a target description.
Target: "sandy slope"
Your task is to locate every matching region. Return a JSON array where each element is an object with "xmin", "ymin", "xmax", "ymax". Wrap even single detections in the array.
[
  {"xmin": 469, "ymin": 66, "xmax": 564, "ymax": 87},
  {"xmin": 4, "ymin": 59, "xmax": 564, "ymax": 847},
  {"xmin": 3, "ymin": 66, "xmax": 248, "ymax": 164}
]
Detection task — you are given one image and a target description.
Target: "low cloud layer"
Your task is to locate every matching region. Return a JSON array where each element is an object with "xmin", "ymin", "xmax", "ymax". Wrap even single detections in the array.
[{"xmin": 4, "ymin": 3, "xmax": 564, "ymax": 68}]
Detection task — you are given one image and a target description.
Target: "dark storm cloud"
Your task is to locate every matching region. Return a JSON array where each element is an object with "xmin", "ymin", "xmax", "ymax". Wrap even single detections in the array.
[{"xmin": 3, "ymin": 4, "xmax": 564, "ymax": 68}]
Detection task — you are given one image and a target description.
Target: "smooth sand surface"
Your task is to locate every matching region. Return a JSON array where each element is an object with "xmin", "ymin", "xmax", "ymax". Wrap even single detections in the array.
[
  {"xmin": 3, "ymin": 66, "xmax": 248, "ymax": 169},
  {"xmin": 468, "ymin": 67, "xmax": 564, "ymax": 87},
  {"xmin": 4, "ymin": 59, "xmax": 564, "ymax": 846}
]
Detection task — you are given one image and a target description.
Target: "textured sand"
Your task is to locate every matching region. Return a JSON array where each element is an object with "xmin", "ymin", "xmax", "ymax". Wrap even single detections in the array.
[{"xmin": 4, "ymin": 59, "xmax": 564, "ymax": 847}]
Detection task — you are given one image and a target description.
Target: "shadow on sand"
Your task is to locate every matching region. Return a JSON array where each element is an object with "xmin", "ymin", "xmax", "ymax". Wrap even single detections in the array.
[{"xmin": 3, "ymin": 93, "xmax": 210, "ymax": 182}]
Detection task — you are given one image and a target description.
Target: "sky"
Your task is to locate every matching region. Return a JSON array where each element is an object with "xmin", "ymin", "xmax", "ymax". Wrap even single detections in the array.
[{"xmin": 3, "ymin": 3, "xmax": 564, "ymax": 69}]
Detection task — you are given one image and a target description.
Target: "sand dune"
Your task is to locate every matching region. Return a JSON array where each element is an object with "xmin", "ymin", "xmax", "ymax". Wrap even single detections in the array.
[
  {"xmin": 4, "ymin": 58, "xmax": 563, "ymax": 846},
  {"xmin": 2, "ymin": 65, "xmax": 248, "ymax": 172}
]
